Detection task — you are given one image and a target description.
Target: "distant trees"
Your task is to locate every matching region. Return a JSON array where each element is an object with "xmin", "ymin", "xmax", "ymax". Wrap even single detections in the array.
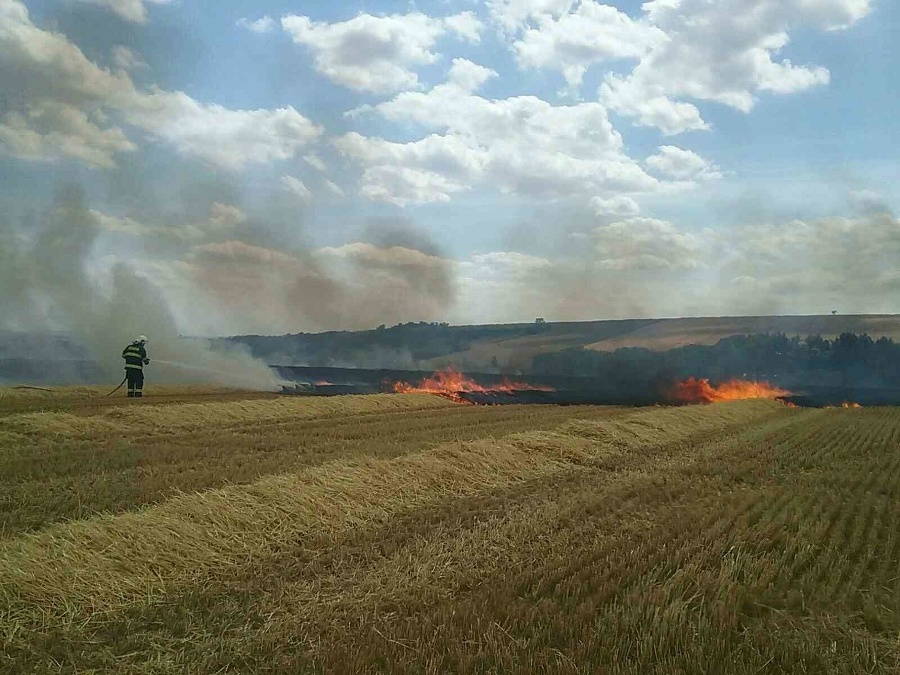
[
  {"xmin": 531, "ymin": 333, "xmax": 900, "ymax": 388},
  {"xmin": 218, "ymin": 321, "xmax": 546, "ymax": 367}
]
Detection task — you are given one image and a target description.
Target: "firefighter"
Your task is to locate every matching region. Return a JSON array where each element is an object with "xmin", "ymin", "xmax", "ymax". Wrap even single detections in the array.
[{"xmin": 122, "ymin": 335, "xmax": 150, "ymax": 398}]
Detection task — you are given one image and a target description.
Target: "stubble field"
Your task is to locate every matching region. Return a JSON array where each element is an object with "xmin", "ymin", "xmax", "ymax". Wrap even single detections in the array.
[{"xmin": 1, "ymin": 387, "xmax": 899, "ymax": 673}]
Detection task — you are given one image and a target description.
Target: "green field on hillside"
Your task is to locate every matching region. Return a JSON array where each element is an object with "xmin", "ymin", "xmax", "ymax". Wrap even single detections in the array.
[{"xmin": 2, "ymin": 389, "xmax": 899, "ymax": 673}]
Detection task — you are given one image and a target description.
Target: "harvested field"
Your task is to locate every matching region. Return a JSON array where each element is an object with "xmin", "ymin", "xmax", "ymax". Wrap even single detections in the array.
[{"xmin": 1, "ymin": 388, "xmax": 898, "ymax": 673}]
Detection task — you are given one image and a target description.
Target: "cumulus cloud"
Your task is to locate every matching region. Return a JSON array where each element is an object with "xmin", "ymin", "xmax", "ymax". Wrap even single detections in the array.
[
  {"xmin": 596, "ymin": 0, "xmax": 869, "ymax": 133},
  {"xmin": 0, "ymin": 1, "xmax": 320, "ymax": 169},
  {"xmin": 110, "ymin": 45, "xmax": 148, "ymax": 72},
  {"xmin": 0, "ymin": 103, "xmax": 135, "ymax": 168},
  {"xmin": 487, "ymin": 0, "xmax": 872, "ymax": 134},
  {"xmin": 511, "ymin": 1, "xmax": 666, "ymax": 91},
  {"xmin": 337, "ymin": 60, "xmax": 660, "ymax": 206},
  {"xmin": 303, "ymin": 153, "xmax": 327, "ymax": 172},
  {"xmin": 122, "ymin": 92, "xmax": 321, "ymax": 170},
  {"xmin": 281, "ymin": 12, "xmax": 483, "ymax": 94},
  {"xmin": 849, "ymin": 189, "xmax": 890, "ymax": 215},
  {"xmin": 593, "ymin": 217, "xmax": 707, "ymax": 271},
  {"xmin": 335, "ymin": 131, "xmax": 486, "ymax": 205},
  {"xmin": 71, "ymin": 0, "xmax": 174, "ymax": 24},
  {"xmin": 591, "ymin": 195, "xmax": 641, "ymax": 216},
  {"xmin": 487, "ymin": 0, "xmax": 576, "ymax": 32},
  {"xmin": 646, "ymin": 146, "xmax": 722, "ymax": 182},
  {"xmin": 447, "ymin": 58, "xmax": 498, "ymax": 92},
  {"xmin": 599, "ymin": 80, "xmax": 709, "ymax": 135},
  {"xmin": 442, "ymin": 11, "xmax": 484, "ymax": 42}
]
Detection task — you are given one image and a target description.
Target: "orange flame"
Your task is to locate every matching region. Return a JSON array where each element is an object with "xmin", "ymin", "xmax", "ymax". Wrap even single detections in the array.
[
  {"xmin": 667, "ymin": 377, "xmax": 791, "ymax": 404},
  {"xmin": 393, "ymin": 367, "xmax": 552, "ymax": 403}
]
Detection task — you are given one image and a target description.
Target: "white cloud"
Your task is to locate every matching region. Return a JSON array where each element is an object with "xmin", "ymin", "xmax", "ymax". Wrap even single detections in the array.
[
  {"xmin": 208, "ymin": 202, "xmax": 247, "ymax": 229},
  {"xmin": 110, "ymin": 45, "xmax": 148, "ymax": 71},
  {"xmin": 324, "ymin": 179, "xmax": 345, "ymax": 197},
  {"xmin": 591, "ymin": 195, "xmax": 641, "ymax": 216},
  {"xmin": 237, "ymin": 16, "xmax": 276, "ymax": 34},
  {"xmin": 850, "ymin": 189, "xmax": 889, "ymax": 214},
  {"xmin": 123, "ymin": 92, "xmax": 321, "ymax": 170},
  {"xmin": 511, "ymin": 1, "xmax": 666, "ymax": 91},
  {"xmin": 337, "ymin": 61, "xmax": 659, "ymax": 205},
  {"xmin": 599, "ymin": 77, "xmax": 709, "ymax": 135},
  {"xmin": 71, "ymin": 0, "xmax": 174, "ymax": 24},
  {"xmin": 442, "ymin": 11, "xmax": 484, "ymax": 42},
  {"xmin": 281, "ymin": 12, "xmax": 483, "ymax": 94},
  {"xmin": 593, "ymin": 217, "xmax": 707, "ymax": 271},
  {"xmin": 0, "ymin": 1, "xmax": 321, "ymax": 169},
  {"xmin": 596, "ymin": 0, "xmax": 869, "ymax": 133},
  {"xmin": 447, "ymin": 58, "xmax": 498, "ymax": 92},
  {"xmin": 0, "ymin": 103, "xmax": 135, "ymax": 168},
  {"xmin": 646, "ymin": 146, "xmax": 721, "ymax": 181},
  {"xmin": 280, "ymin": 175, "xmax": 313, "ymax": 203},
  {"xmin": 487, "ymin": 0, "xmax": 576, "ymax": 32},
  {"xmin": 335, "ymin": 131, "xmax": 487, "ymax": 205},
  {"xmin": 303, "ymin": 153, "xmax": 327, "ymax": 172}
]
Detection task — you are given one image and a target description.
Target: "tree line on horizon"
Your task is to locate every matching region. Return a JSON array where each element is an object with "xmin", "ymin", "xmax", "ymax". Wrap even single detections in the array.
[{"xmin": 530, "ymin": 333, "xmax": 900, "ymax": 390}]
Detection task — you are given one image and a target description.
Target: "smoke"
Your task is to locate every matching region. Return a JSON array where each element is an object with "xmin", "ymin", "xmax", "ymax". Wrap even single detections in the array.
[
  {"xmin": 186, "ymin": 217, "xmax": 458, "ymax": 335},
  {"xmin": 0, "ymin": 185, "xmax": 279, "ymax": 389}
]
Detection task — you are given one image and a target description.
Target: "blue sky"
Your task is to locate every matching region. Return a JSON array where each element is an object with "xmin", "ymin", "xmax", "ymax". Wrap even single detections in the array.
[{"xmin": 1, "ymin": 0, "xmax": 898, "ymax": 335}]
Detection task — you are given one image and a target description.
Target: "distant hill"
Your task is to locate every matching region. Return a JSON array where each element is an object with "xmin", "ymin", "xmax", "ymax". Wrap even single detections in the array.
[
  {"xmin": 222, "ymin": 315, "xmax": 900, "ymax": 373},
  {"xmin": 5, "ymin": 315, "xmax": 900, "ymax": 384}
]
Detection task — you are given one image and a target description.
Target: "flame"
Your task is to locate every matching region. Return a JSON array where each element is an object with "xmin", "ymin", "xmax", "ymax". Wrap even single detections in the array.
[
  {"xmin": 667, "ymin": 377, "xmax": 791, "ymax": 404},
  {"xmin": 314, "ymin": 380, "xmax": 333, "ymax": 386},
  {"xmin": 841, "ymin": 402, "xmax": 862, "ymax": 408},
  {"xmin": 393, "ymin": 367, "xmax": 552, "ymax": 404}
]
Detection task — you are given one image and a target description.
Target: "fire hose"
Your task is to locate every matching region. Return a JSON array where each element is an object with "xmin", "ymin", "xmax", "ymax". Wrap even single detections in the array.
[{"xmin": 104, "ymin": 376, "xmax": 128, "ymax": 397}]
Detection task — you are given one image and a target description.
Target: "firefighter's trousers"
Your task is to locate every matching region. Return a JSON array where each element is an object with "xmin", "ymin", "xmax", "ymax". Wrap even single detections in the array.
[{"xmin": 126, "ymin": 369, "xmax": 144, "ymax": 398}]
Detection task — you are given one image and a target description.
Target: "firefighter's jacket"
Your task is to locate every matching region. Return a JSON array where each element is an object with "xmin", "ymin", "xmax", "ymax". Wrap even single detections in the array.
[{"xmin": 122, "ymin": 343, "xmax": 148, "ymax": 371}]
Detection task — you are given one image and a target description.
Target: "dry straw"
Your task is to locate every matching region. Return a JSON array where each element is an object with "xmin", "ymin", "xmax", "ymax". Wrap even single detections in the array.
[{"xmin": 0, "ymin": 400, "xmax": 782, "ymax": 629}]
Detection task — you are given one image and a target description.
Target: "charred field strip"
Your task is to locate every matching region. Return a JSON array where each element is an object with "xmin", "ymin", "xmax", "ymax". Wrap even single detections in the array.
[
  {"xmin": 1, "ymin": 389, "xmax": 900, "ymax": 673},
  {"xmin": 276, "ymin": 364, "xmax": 900, "ymax": 407}
]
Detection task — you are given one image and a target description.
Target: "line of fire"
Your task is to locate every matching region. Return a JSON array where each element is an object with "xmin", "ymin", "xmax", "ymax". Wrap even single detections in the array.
[{"xmin": 277, "ymin": 365, "xmax": 877, "ymax": 408}]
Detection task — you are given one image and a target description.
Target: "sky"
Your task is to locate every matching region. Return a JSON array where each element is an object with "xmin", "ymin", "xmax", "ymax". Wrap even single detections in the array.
[{"xmin": 1, "ymin": 0, "xmax": 898, "ymax": 337}]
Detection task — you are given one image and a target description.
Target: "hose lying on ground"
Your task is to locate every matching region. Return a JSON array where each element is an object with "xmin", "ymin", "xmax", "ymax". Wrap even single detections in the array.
[{"xmin": 105, "ymin": 376, "xmax": 128, "ymax": 397}]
